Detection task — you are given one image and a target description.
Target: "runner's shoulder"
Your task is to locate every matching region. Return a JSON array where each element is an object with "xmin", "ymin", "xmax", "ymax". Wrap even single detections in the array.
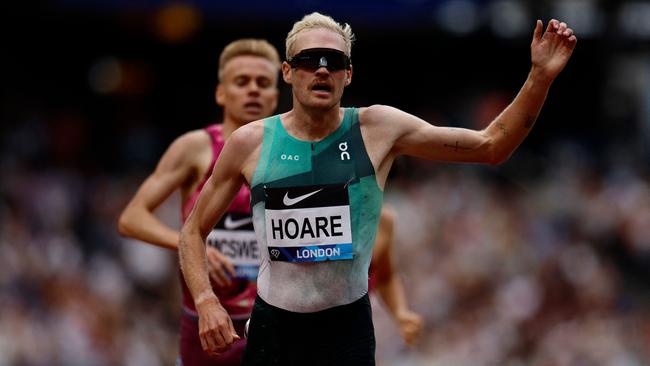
[
  {"xmin": 163, "ymin": 129, "xmax": 212, "ymax": 166},
  {"xmin": 358, "ymin": 104, "xmax": 402, "ymax": 126},
  {"xmin": 175, "ymin": 128, "xmax": 212, "ymax": 147},
  {"xmin": 229, "ymin": 120, "xmax": 264, "ymax": 151}
]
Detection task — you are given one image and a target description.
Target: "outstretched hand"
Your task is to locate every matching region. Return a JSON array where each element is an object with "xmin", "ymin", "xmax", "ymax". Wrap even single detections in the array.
[{"xmin": 531, "ymin": 19, "xmax": 577, "ymax": 81}]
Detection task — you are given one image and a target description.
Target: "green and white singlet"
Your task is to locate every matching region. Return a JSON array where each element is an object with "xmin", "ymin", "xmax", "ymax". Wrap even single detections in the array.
[{"xmin": 250, "ymin": 108, "xmax": 383, "ymax": 312}]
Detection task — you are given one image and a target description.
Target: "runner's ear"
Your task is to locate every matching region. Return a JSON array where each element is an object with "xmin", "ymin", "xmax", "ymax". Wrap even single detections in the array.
[
  {"xmin": 282, "ymin": 61, "xmax": 293, "ymax": 84},
  {"xmin": 344, "ymin": 64, "xmax": 353, "ymax": 86},
  {"xmin": 216, "ymin": 84, "xmax": 225, "ymax": 106}
]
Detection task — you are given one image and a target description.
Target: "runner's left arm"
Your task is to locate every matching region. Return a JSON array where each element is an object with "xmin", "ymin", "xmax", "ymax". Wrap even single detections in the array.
[
  {"xmin": 364, "ymin": 20, "xmax": 576, "ymax": 167},
  {"xmin": 373, "ymin": 208, "xmax": 423, "ymax": 345}
]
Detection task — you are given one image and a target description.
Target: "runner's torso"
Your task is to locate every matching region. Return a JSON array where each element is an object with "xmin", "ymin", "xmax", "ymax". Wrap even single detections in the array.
[{"xmin": 250, "ymin": 108, "xmax": 383, "ymax": 312}]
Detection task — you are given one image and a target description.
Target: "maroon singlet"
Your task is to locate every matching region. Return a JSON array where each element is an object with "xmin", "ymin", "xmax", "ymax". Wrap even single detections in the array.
[{"xmin": 178, "ymin": 124, "xmax": 257, "ymax": 366}]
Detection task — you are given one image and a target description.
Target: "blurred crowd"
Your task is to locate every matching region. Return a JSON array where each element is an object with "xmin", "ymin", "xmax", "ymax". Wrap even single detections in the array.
[
  {"xmin": 375, "ymin": 151, "xmax": 650, "ymax": 365},
  {"xmin": 2, "ymin": 116, "xmax": 650, "ymax": 365},
  {"xmin": 0, "ymin": 149, "xmax": 181, "ymax": 366}
]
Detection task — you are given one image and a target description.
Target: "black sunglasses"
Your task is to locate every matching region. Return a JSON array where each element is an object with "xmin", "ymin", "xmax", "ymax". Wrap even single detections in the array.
[{"xmin": 287, "ymin": 48, "xmax": 351, "ymax": 72}]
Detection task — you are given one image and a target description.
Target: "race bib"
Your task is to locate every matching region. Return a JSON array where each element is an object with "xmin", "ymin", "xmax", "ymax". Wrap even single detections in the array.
[
  {"xmin": 264, "ymin": 184, "xmax": 353, "ymax": 262},
  {"xmin": 207, "ymin": 212, "xmax": 259, "ymax": 279}
]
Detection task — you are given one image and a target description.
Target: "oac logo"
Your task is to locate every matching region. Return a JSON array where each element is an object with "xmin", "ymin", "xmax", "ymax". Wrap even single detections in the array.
[{"xmin": 281, "ymin": 154, "xmax": 300, "ymax": 161}]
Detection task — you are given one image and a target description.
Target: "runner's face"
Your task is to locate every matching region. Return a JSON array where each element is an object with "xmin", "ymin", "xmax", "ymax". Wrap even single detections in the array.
[
  {"xmin": 282, "ymin": 28, "xmax": 352, "ymax": 111},
  {"xmin": 217, "ymin": 55, "xmax": 279, "ymax": 125}
]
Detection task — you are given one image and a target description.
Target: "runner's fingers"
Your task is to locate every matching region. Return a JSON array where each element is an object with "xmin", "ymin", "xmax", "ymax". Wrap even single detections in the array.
[
  {"xmin": 218, "ymin": 317, "xmax": 239, "ymax": 346},
  {"xmin": 409, "ymin": 320, "xmax": 423, "ymax": 334},
  {"xmin": 207, "ymin": 250, "xmax": 234, "ymax": 284},
  {"xmin": 405, "ymin": 325, "xmax": 422, "ymax": 344},
  {"xmin": 546, "ymin": 19, "xmax": 559, "ymax": 33},
  {"xmin": 199, "ymin": 332, "xmax": 208, "ymax": 352},
  {"xmin": 209, "ymin": 266, "xmax": 230, "ymax": 287},
  {"xmin": 200, "ymin": 327, "xmax": 218, "ymax": 353},
  {"xmin": 216, "ymin": 251, "xmax": 238, "ymax": 278},
  {"xmin": 221, "ymin": 327, "xmax": 233, "ymax": 346},
  {"xmin": 208, "ymin": 327, "xmax": 228, "ymax": 353},
  {"xmin": 207, "ymin": 255, "xmax": 232, "ymax": 286},
  {"xmin": 206, "ymin": 250, "xmax": 223, "ymax": 271},
  {"xmin": 228, "ymin": 315, "xmax": 241, "ymax": 340}
]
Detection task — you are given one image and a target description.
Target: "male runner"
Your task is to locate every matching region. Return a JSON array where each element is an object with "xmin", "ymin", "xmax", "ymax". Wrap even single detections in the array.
[
  {"xmin": 178, "ymin": 12, "xmax": 576, "ymax": 365},
  {"xmin": 118, "ymin": 38, "xmax": 280, "ymax": 366}
]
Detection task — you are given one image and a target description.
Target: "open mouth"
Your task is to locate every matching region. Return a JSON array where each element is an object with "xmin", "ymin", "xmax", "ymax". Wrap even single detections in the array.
[
  {"xmin": 244, "ymin": 101, "xmax": 263, "ymax": 112},
  {"xmin": 311, "ymin": 83, "xmax": 332, "ymax": 93}
]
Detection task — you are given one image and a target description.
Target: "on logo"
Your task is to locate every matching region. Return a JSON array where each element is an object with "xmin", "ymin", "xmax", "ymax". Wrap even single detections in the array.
[
  {"xmin": 339, "ymin": 142, "xmax": 350, "ymax": 161},
  {"xmin": 281, "ymin": 154, "xmax": 300, "ymax": 161}
]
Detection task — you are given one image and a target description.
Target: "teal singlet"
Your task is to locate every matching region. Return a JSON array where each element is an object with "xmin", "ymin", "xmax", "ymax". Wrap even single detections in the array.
[{"xmin": 250, "ymin": 108, "xmax": 383, "ymax": 312}]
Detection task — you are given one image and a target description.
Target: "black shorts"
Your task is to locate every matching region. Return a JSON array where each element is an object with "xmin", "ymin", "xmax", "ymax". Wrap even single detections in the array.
[{"xmin": 241, "ymin": 294, "xmax": 376, "ymax": 366}]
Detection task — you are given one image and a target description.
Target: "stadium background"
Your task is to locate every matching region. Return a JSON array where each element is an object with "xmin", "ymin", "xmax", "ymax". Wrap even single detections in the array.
[{"xmin": 2, "ymin": 1, "xmax": 650, "ymax": 365}]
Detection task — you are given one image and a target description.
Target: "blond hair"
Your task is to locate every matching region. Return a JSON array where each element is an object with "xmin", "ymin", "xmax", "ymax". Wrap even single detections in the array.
[
  {"xmin": 285, "ymin": 12, "xmax": 355, "ymax": 59},
  {"xmin": 218, "ymin": 38, "xmax": 280, "ymax": 81}
]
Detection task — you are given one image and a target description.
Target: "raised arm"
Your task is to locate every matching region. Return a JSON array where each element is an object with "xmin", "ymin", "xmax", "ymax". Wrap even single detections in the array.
[
  {"xmin": 118, "ymin": 131, "xmax": 206, "ymax": 249},
  {"xmin": 480, "ymin": 19, "xmax": 576, "ymax": 162},
  {"xmin": 363, "ymin": 19, "xmax": 576, "ymax": 170},
  {"xmin": 178, "ymin": 124, "xmax": 261, "ymax": 355}
]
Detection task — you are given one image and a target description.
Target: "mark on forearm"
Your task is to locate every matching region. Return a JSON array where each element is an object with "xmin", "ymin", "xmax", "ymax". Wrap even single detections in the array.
[
  {"xmin": 444, "ymin": 141, "xmax": 473, "ymax": 152},
  {"xmin": 498, "ymin": 122, "xmax": 509, "ymax": 136},
  {"xmin": 524, "ymin": 115, "xmax": 537, "ymax": 129}
]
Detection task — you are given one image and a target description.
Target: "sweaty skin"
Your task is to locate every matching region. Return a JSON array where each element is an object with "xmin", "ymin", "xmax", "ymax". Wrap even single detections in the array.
[{"xmin": 179, "ymin": 19, "xmax": 577, "ymax": 354}]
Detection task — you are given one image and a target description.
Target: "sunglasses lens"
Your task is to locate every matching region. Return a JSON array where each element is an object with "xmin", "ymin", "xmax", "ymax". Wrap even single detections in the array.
[{"xmin": 290, "ymin": 48, "xmax": 350, "ymax": 71}]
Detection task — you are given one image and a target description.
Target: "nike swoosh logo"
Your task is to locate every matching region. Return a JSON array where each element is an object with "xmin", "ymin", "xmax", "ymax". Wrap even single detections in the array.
[
  {"xmin": 282, "ymin": 189, "xmax": 323, "ymax": 206},
  {"xmin": 224, "ymin": 215, "xmax": 253, "ymax": 229}
]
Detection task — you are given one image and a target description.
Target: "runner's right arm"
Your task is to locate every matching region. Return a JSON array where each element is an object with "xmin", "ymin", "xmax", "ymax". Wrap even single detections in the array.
[{"xmin": 179, "ymin": 124, "xmax": 260, "ymax": 354}]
